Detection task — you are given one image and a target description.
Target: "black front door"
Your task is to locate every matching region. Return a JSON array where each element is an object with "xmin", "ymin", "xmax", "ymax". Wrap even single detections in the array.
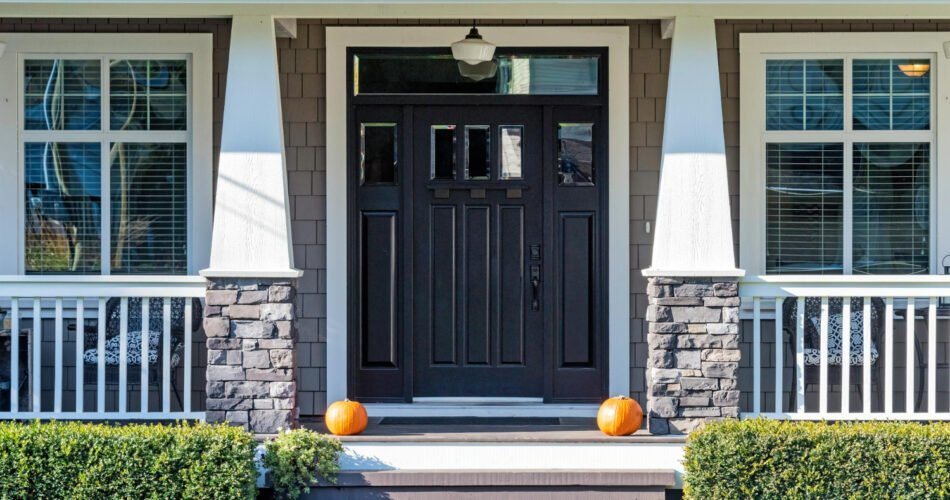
[
  {"xmin": 347, "ymin": 49, "xmax": 609, "ymax": 403},
  {"xmin": 412, "ymin": 106, "xmax": 544, "ymax": 397}
]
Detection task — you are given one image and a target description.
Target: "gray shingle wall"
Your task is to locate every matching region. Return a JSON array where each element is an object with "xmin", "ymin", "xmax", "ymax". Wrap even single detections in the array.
[{"xmin": 281, "ymin": 19, "xmax": 662, "ymax": 415}]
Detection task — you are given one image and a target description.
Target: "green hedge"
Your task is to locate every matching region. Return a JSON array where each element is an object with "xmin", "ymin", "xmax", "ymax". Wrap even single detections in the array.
[
  {"xmin": 264, "ymin": 429, "xmax": 345, "ymax": 499},
  {"xmin": 0, "ymin": 421, "xmax": 257, "ymax": 499},
  {"xmin": 684, "ymin": 419, "xmax": 950, "ymax": 499}
]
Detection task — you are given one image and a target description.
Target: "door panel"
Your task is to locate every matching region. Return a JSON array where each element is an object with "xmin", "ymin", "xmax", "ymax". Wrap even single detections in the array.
[{"xmin": 413, "ymin": 106, "xmax": 544, "ymax": 397}]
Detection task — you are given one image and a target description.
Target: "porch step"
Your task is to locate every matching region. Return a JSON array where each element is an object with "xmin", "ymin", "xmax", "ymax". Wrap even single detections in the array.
[
  {"xmin": 379, "ymin": 416, "xmax": 562, "ymax": 426},
  {"xmin": 302, "ymin": 469, "xmax": 678, "ymax": 499}
]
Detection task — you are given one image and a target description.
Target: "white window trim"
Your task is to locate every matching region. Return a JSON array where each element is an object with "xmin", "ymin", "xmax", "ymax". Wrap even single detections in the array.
[
  {"xmin": 325, "ymin": 26, "xmax": 630, "ymax": 409},
  {"xmin": 739, "ymin": 32, "xmax": 950, "ymax": 277},
  {"xmin": 0, "ymin": 33, "xmax": 213, "ymax": 276}
]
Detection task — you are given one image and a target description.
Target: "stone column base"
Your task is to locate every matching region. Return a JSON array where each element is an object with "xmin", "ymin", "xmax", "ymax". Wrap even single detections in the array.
[
  {"xmin": 204, "ymin": 278, "xmax": 298, "ymax": 434},
  {"xmin": 646, "ymin": 277, "xmax": 740, "ymax": 435}
]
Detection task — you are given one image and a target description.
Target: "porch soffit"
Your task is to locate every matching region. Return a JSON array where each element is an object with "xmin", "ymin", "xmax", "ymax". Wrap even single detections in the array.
[{"xmin": 4, "ymin": 1, "xmax": 950, "ymax": 20}]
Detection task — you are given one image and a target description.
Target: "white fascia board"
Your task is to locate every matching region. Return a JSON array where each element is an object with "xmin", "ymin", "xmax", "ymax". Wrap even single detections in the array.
[{"xmin": 5, "ymin": 2, "xmax": 950, "ymax": 20}]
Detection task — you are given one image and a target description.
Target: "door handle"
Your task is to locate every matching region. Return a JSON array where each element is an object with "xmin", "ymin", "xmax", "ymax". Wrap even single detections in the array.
[{"xmin": 530, "ymin": 265, "xmax": 541, "ymax": 311}]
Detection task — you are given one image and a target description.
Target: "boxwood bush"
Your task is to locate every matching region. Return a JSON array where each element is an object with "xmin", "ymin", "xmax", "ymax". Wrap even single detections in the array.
[
  {"xmin": 264, "ymin": 429, "xmax": 344, "ymax": 499},
  {"xmin": 0, "ymin": 421, "xmax": 258, "ymax": 499},
  {"xmin": 684, "ymin": 419, "xmax": 950, "ymax": 499}
]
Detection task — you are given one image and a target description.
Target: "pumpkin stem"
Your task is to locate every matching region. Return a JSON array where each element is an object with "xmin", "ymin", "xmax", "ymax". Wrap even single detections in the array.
[{"xmin": 614, "ymin": 395, "xmax": 628, "ymax": 399}]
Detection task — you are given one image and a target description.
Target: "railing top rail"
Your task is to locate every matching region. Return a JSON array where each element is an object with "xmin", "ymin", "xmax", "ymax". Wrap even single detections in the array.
[
  {"xmin": 0, "ymin": 275, "xmax": 207, "ymax": 298},
  {"xmin": 740, "ymin": 275, "xmax": 950, "ymax": 298}
]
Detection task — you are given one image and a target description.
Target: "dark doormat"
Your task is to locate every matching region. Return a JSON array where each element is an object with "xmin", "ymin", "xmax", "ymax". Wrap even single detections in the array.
[{"xmin": 379, "ymin": 417, "xmax": 561, "ymax": 426}]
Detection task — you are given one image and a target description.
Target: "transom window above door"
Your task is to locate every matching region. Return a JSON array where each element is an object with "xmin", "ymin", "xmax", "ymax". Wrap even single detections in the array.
[
  {"xmin": 741, "ymin": 40, "xmax": 937, "ymax": 276},
  {"xmin": 21, "ymin": 56, "xmax": 192, "ymax": 275},
  {"xmin": 352, "ymin": 49, "xmax": 601, "ymax": 95}
]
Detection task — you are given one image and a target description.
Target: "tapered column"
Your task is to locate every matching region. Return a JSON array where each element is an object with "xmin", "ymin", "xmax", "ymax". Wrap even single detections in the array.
[
  {"xmin": 202, "ymin": 16, "xmax": 300, "ymax": 434},
  {"xmin": 645, "ymin": 17, "xmax": 743, "ymax": 434}
]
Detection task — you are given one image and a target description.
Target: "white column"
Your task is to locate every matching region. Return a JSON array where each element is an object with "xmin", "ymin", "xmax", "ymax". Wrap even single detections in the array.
[
  {"xmin": 645, "ymin": 17, "xmax": 743, "ymax": 277},
  {"xmin": 201, "ymin": 16, "xmax": 300, "ymax": 278}
]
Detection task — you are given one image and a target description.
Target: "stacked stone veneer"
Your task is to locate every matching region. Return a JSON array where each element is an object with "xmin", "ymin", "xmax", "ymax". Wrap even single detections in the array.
[
  {"xmin": 204, "ymin": 279, "xmax": 298, "ymax": 434},
  {"xmin": 646, "ymin": 277, "xmax": 740, "ymax": 435}
]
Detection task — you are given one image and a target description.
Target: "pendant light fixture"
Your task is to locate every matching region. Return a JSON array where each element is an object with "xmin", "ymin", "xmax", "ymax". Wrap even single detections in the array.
[
  {"xmin": 451, "ymin": 21, "xmax": 496, "ymax": 65},
  {"xmin": 898, "ymin": 62, "xmax": 930, "ymax": 77}
]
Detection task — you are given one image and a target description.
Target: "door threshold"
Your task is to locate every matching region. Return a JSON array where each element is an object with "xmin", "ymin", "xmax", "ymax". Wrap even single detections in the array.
[
  {"xmin": 363, "ymin": 402, "xmax": 599, "ymax": 418},
  {"xmin": 412, "ymin": 397, "xmax": 544, "ymax": 404}
]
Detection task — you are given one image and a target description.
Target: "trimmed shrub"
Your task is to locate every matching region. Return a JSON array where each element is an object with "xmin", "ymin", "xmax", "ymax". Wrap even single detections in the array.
[
  {"xmin": 264, "ymin": 429, "xmax": 344, "ymax": 499},
  {"xmin": 684, "ymin": 419, "xmax": 950, "ymax": 499},
  {"xmin": 0, "ymin": 421, "xmax": 257, "ymax": 499}
]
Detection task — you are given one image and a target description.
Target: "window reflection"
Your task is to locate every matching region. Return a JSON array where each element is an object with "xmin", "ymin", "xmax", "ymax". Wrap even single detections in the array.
[
  {"xmin": 557, "ymin": 123, "xmax": 593, "ymax": 185},
  {"xmin": 500, "ymin": 126, "xmax": 523, "ymax": 180},
  {"xmin": 24, "ymin": 142, "xmax": 102, "ymax": 274},
  {"xmin": 24, "ymin": 60, "xmax": 101, "ymax": 131},
  {"xmin": 355, "ymin": 52, "xmax": 599, "ymax": 95}
]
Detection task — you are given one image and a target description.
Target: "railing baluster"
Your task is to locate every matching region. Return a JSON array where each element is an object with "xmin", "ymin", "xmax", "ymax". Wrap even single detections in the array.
[
  {"xmin": 752, "ymin": 297, "xmax": 761, "ymax": 415},
  {"xmin": 184, "ymin": 299, "xmax": 192, "ymax": 414},
  {"xmin": 796, "ymin": 297, "xmax": 805, "ymax": 413},
  {"xmin": 774, "ymin": 298, "xmax": 783, "ymax": 415},
  {"xmin": 162, "ymin": 298, "xmax": 171, "ymax": 413},
  {"xmin": 906, "ymin": 298, "xmax": 915, "ymax": 413},
  {"xmin": 863, "ymin": 297, "xmax": 872, "ymax": 414},
  {"xmin": 841, "ymin": 298, "xmax": 850, "ymax": 414},
  {"xmin": 75, "ymin": 299, "xmax": 84, "ymax": 413},
  {"xmin": 10, "ymin": 299, "xmax": 18, "ymax": 413},
  {"xmin": 141, "ymin": 298, "xmax": 150, "ymax": 413},
  {"xmin": 118, "ymin": 298, "xmax": 128, "ymax": 415},
  {"xmin": 97, "ymin": 298, "xmax": 106, "ymax": 414},
  {"xmin": 885, "ymin": 297, "xmax": 894, "ymax": 413},
  {"xmin": 54, "ymin": 298, "xmax": 63, "ymax": 413},
  {"xmin": 929, "ymin": 297, "xmax": 937, "ymax": 414},
  {"xmin": 819, "ymin": 297, "xmax": 829, "ymax": 414},
  {"xmin": 32, "ymin": 299, "xmax": 41, "ymax": 413}
]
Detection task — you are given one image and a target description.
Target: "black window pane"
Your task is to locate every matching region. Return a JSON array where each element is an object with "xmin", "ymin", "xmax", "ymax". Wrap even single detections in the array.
[
  {"xmin": 557, "ymin": 123, "xmax": 593, "ymax": 186},
  {"xmin": 465, "ymin": 126, "xmax": 490, "ymax": 180},
  {"xmin": 765, "ymin": 59, "xmax": 843, "ymax": 131},
  {"xmin": 360, "ymin": 123, "xmax": 397, "ymax": 185},
  {"xmin": 431, "ymin": 125, "xmax": 456, "ymax": 180},
  {"xmin": 766, "ymin": 143, "xmax": 844, "ymax": 274},
  {"xmin": 355, "ymin": 52, "xmax": 599, "ymax": 95},
  {"xmin": 24, "ymin": 142, "xmax": 102, "ymax": 274},
  {"xmin": 853, "ymin": 59, "xmax": 930, "ymax": 131},
  {"xmin": 111, "ymin": 59, "xmax": 188, "ymax": 131},
  {"xmin": 852, "ymin": 143, "xmax": 929, "ymax": 275}
]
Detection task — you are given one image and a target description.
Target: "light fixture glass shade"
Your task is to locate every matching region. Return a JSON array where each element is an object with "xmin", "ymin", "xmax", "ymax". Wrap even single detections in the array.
[
  {"xmin": 898, "ymin": 63, "xmax": 930, "ymax": 77},
  {"xmin": 451, "ymin": 27, "xmax": 496, "ymax": 65},
  {"xmin": 457, "ymin": 60, "xmax": 498, "ymax": 81}
]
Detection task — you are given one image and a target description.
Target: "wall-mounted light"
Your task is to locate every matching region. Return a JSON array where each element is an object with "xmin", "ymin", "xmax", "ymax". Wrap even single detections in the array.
[
  {"xmin": 898, "ymin": 63, "xmax": 930, "ymax": 77},
  {"xmin": 451, "ymin": 22, "xmax": 495, "ymax": 65}
]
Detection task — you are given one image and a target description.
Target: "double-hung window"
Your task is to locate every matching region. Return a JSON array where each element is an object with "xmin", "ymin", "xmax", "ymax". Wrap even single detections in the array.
[
  {"xmin": 741, "ymin": 34, "xmax": 940, "ymax": 276},
  {"xmin": 8, "ymin": 35, "xmax": 213, "ymax": 276}
]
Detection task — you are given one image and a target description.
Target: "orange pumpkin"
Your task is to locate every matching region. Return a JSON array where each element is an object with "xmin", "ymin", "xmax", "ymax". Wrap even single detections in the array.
[
  {"xmin": 325, "ymin": 399, "xmax": 368, "ymax": 436},
  {"xmin": 596, "ymin": 395, "xmax": 642, "ymax": 436}
]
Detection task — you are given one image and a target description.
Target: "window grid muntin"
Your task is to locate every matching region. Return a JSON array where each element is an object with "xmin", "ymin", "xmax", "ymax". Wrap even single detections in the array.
[
  {"xmin": 18, "ymin": 53, "xmax": 191, "ymax": 275},
  {"xmin": 762, "ymin": 53, "xmax": 935, "ymax": 275}
]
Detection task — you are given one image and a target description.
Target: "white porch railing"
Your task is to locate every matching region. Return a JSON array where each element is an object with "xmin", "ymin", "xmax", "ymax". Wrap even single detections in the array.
[
  {"xmin": 0, "ymin": 276, "xmax": 205, "ymax": 420},
  {"xmin": 740, "ymin": 275, "xmax": 950, "ymax": 420}
]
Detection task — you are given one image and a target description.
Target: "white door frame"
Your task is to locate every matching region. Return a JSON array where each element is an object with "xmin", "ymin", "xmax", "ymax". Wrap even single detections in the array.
[{"xmin": 325, "ymin": 26, "xmax": 630, "ymax": 410}]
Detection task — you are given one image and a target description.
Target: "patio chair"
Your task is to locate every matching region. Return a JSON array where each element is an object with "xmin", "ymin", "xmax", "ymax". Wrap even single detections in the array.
[
  {"xmin": 780, "ymin": 297, "xmax": 924, "ymax": 412},
  {"xmin": 78, "ymin": 297, "xmax": 202, "ymax": 409}
]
